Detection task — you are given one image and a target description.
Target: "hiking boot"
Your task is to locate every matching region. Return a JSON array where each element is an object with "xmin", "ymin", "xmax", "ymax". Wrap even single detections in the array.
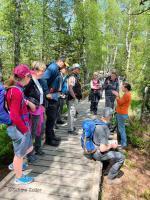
[
  {"xmin": 45, "ymin": 139, "xmax": 60, "ymax": 147},
  {"xmin": 57, "ymin": 120, "xmax": 65, "ymax": 124},
  {"xmin": 14, "ymin": 175, "xmax": 34, "ymax": 185},
  {"xmin": 55, "ymin": 124, "xmax": 59, "ymax": 129},
  {"xmin": 68, "ymin": 130, "xmax": 78, "ymax": 135},
  {"xmin": 8, "ymin": 163, "xmax": 28, "ymax": 171},
  {"xmin": 52, "ymin": 135, "xmax": 61, "ymax": 141}
]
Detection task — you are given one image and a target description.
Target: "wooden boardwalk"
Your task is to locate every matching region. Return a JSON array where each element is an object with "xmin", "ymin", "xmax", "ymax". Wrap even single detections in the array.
[{"xmin": 0, "ymin": 99, "xmax": 104, "ymax": 200}]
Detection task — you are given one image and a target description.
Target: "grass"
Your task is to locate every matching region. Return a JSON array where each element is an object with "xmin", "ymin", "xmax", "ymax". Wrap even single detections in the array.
[{"xmin": 140, "ymin": 189, "xmax": 150, "ymax": 200}]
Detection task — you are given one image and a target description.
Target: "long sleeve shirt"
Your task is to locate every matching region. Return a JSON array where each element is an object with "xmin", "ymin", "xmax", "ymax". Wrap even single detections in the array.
[
  {"xmin": 6, "ymin": 86, "xmax": 30, "ymax": 134},
  {"xmin": 103, "ymin": 76, "xmax": 119, "ymax": 97},
  {"xmin": 116, "ymin": 92, "xmax": 131, "ymax": 115},
  {"xmin": 40, "ymin": 62, "xmax": 61, "ymax": 101}
]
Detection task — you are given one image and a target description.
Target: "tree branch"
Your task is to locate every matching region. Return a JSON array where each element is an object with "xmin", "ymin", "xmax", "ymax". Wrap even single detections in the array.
[{"xmin": 129, "ymin": 7, "xmax": 150, "ymax": 15}]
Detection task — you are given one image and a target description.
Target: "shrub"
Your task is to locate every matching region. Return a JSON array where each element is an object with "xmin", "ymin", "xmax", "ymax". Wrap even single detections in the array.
[
  {"xmin": 126, "ymin": 119, "xmax": 149, "ymax": 151},
  {"xmin": 0, "ymin": 125, "xmax": 13, "ymax": 164}
]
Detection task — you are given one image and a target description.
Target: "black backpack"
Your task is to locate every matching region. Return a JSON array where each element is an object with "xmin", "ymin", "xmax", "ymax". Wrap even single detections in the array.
[{"xmin": 68, "ymin": 74, "xmax": 82, "ymax": 100}]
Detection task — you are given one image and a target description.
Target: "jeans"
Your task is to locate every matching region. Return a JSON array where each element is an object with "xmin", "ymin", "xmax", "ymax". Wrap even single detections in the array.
[
  {"xmin": 46, "ymin": 100, "xmax": 58, "ymax": 141},
  {"xmin": 92, "ymin": 150, "xmax": 125, "ymax": 179},
  {"xmin": 117, "ymin": 114, "xmax": 128, "ymax": 147}
]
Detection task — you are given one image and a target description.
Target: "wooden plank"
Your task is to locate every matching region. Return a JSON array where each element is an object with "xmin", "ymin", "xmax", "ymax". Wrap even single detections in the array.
[
  {"xmin": 0, "ymin": 186, "xmax": 89, "ymax": 200},
  {"xmin": 41, "ymin": 149, "xmax": 82, "ymax": 158},
  {"xmin": 29, "ymin": 160, "xmax": 94, "ymax": 172},
  {"xmin": 0, "ymin": 98, "xmax": 103, "ymax": 200},
  {"xmin": 8, "ymin": 174, "xmax": 92, "ymax": 189},
  {"xmin": 24, "ymin": 167, "xmax": 93, "ymax": 179},
  {"xmin": 35, "ymin": 154, "xmax": 93, "ymax": 165}
]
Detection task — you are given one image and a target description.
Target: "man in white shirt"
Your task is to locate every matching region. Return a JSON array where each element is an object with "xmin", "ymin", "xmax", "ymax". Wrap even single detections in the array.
[{"xmin": 67, "ymin": 64, "xmax": 82, "ymax": 134}]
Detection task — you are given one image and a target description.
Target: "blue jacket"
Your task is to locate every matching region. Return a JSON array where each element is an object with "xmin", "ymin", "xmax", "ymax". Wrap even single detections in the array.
[{"xmin": 40, "ymin": 62, "xmax": 61, "ymax": 101}]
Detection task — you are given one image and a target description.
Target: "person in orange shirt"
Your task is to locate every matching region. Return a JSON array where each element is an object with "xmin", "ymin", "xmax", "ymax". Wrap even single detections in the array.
[{"xmin": 112, "ymin": 82, "xmax": 132, "ymax": 148}]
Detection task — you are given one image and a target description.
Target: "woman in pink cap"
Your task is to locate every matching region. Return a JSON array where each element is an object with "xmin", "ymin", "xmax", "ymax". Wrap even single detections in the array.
[{"xmin": 5, "ymin": 64, "xmax": 35, "ymax": 184}]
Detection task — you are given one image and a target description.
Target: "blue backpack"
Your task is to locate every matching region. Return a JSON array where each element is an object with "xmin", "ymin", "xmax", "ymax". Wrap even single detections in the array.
[
  {"xmin": 0, "ymin": 85, "xmax": 24, "ymax": 125},
  {"xmin": 0, "ymin": 85, "xmax": 11, "ymax": 125},
  {"xmin": 61, "ymin": 75, "xmax": 69, "ymax": 95},
  {"xmin": 81, "ymin": 119, "xmax": 107, "ymax": 154}
]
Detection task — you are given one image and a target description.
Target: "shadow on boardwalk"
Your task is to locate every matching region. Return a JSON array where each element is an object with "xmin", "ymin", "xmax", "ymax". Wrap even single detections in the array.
[{"xmin": 0, "ymin": 99, "xmax": 104, "ymax": 200}]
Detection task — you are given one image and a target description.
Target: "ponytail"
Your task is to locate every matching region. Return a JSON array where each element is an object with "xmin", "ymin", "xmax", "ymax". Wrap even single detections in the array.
[{"xmin": 4, "ymin": 76, "xmax": 16, "ymax": 88}]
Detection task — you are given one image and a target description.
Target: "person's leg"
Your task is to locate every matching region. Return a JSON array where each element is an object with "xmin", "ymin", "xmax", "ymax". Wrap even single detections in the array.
[
  {"xmin": 68, "ymin": 100, "xmax": 76, "ymax": 132},
  {"xmin": 105, "ymin": 95, "xmax": 112, "ymax": 108},
  {"xmin": 93, "ymin": 150, "xmax": 125, "ymax": 179},
  {"xmin": 106, "ymin": 151, "xmax": 125, "ymax": 180},
  {"xmin": 27, "ymin": 115, "xmax": 39, "ymax": 161},
  {"xmin": 13, "ymin": 156, "xmax": 23, "ymax": 178},
  {"xmin": 90, "ymin": 100, "xmax": 94, "ymax": 112},
  {"xmin": 45, "ymin": 100, "xmax": 60, "ymax": 144},
  {"xmin": 117, "ymin": 114, "xmax": 128, "ymax": 147},
  {"xmin": 57, "ymin": 98, "xmax": 64, "ymax": 123}
]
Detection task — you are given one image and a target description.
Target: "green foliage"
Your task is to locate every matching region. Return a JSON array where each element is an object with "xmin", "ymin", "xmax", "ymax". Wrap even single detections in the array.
[
  {"xmin": 0, "ymin": 125, "xmax": 13, "ymax": 164},
  {"xmin": 62, "ymin": 104, "xmax": 68, "ymax": 114},
  {"xmin": 131, "ymin": 99, "xmax": 142, "ymax": 111},
  {"xmin": 126, "ymin": 119, "xmax": 148, "ymax": 149}
]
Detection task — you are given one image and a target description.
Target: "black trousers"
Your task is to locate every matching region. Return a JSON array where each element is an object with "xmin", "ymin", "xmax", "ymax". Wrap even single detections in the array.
[{"xmin": 45, "ymin": 100, "xmax": 58, "ymax": 142}]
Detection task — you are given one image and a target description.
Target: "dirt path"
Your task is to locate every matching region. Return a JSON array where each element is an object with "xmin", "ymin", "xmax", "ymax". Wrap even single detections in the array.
[{"xmin": 101, "ymin": 147, "xmax": 150, "ymax": 200}]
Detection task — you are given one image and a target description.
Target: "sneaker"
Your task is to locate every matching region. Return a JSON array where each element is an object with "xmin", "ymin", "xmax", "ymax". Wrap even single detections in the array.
[
  {"xmin": 8, "ymin": 163, "xmax": 28, "ymax": 171},
  {"xmin": 14, "ymin": 175, "xmax": 33, "ymax": 185}
]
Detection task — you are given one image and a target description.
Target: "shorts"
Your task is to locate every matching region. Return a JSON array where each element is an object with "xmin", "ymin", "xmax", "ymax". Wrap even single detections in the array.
[{"xmin": 7, "ymin": 126, "xmax": 33, "ymax": 157}]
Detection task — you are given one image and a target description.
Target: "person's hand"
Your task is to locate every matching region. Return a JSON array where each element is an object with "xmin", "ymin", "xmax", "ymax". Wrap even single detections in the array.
[
  {"xmin": 74, "ymin": 98, "xmax": 78, "ymax": 105},
  {"xmin": 28, "ymin": 101, "xmax": 36, "ymax": 112},
  {"xmin": 46, "ymin": 94, "xmax": 52, "ymax": 99},
  {"xmin": 112, "ymin": 90, "xmax": 119, "ymax": 97}
]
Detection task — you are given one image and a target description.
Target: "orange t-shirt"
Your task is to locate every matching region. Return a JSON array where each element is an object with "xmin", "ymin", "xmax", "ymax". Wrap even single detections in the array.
[{"xmin": 116, "ymin": 92, "xmax": 131, "ymax": 115}]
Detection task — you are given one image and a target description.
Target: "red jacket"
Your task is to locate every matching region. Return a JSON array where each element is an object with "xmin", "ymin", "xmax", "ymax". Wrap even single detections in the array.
[{"xmin": 6, "ymin": 85, "xmax": 30, "ymax": 134}]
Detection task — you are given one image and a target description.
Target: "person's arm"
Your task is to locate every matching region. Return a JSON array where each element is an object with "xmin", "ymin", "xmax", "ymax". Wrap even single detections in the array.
[
  {"xmin": 95, "ymin": 125, "xmax": 118, "ymax": 153},
  {"xmin": 116, "ymin": 94, "xmax": 130, "ymax": 106},
  {"xmin": 103, "ymin": 78, "xmax": 110, "ymax": 89},
  {"xmin": 40, "ymin": 64, "xmax": 57, "ymax": 96},
  {"xmin": 99, "ymin": 143, "xmax": 118, "ymax": 152},
  {"xmin": 68, "ymin": 76, "xmax": 76, "ymax": 99},
  {"xmin": 90, "ymin": 80, "xmax": 94, "ymax": 89}
]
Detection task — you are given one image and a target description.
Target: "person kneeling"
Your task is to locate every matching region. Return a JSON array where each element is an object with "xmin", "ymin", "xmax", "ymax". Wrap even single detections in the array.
[{"xmin": 82, "ymin": 107, "xmax": 125, "ymax": 184}]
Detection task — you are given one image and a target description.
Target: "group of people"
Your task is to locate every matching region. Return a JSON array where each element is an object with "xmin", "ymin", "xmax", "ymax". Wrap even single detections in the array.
[
  {"xmin": 89, "ymin": 71, "xmax": 132, "ymax": 148},
  {"xmin": 1, "ymin": 59, "xmax": 132, "ymax": 186},
  {"xmin": 87, "ymin": 71, "xmax": 132, "ymax": 184},
  {"xmin": 1, "ymin": 56, "xmax": 82, "ymax": 185}
]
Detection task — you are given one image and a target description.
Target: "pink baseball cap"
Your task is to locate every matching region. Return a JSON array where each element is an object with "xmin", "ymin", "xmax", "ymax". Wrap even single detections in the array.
[{"xmin": 13, "ymin": 64, "xmax": 31, "ymax": 78}]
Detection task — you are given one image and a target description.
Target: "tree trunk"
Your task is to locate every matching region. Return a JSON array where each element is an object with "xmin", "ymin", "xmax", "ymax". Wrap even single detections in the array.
[
  {"xmin": 13, "ymin": 0, "xmax": 22, "ymax": 66},
  {"xmin": 125, "ymin": 5, "xmax": 134, "ymax": 78}
]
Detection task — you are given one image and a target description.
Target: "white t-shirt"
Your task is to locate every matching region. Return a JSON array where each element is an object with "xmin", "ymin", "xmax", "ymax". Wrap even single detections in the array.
[{"xmin": 68, "ymin": 76, "xmax": 76, "ymax": 87}]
